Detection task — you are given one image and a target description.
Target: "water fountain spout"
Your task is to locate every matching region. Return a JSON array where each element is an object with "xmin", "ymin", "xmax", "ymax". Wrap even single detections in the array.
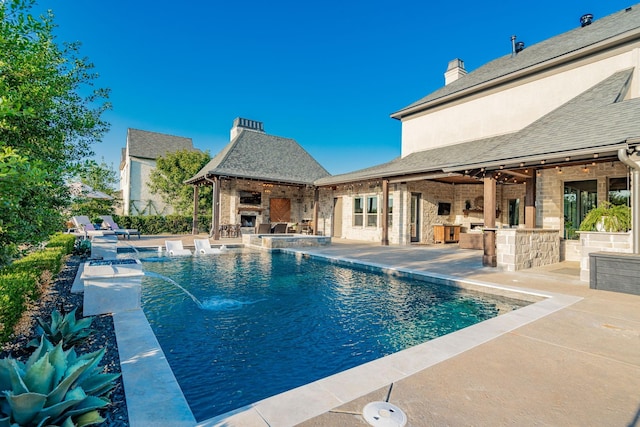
[{"xmin": 144, "ymin": 271, "xmax": 203, "ymax": 309}]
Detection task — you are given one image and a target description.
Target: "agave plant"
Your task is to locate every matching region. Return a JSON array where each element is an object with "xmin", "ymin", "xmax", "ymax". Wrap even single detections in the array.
[
  {"xmin": 29, "ymin": 309, "xmax": 94, "ymax": 350},
  {"xmin": 0, "ymin": 337, "xmax": 119, "ymax": 427}
]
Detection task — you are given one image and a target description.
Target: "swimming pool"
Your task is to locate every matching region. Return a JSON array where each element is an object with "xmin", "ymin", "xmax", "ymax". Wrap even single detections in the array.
[{"xmin": 139, "ymin": 249, "xmax": 529, "ymax": 421}]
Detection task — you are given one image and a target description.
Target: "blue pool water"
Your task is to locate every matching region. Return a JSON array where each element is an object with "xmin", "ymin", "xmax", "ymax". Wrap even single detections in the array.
[{"xmin": 139, "ymin": 249, "xmax": 528, "ymax": 421}]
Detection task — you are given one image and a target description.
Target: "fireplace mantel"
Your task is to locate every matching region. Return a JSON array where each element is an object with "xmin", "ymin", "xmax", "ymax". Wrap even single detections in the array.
[{"xmin": 237, "ymin": 206, "xmax": 263, "ymax": 214}]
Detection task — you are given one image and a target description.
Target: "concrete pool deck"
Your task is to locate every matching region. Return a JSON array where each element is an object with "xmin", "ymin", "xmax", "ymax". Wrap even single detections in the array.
[{"xmin": 115, "ymin": 235, "xmax": 640, "ymax": 426}]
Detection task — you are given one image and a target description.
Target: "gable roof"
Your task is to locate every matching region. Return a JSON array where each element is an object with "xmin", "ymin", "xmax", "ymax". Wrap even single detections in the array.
[
  {"xmin": 187, "ymin": 129, "xmax": 330, "ymax": 185},
  {"xmin": 317, "ymin": 68, "xmax": 640, "ymax": 186},
  {"xmin": 127, "ymin": 128, "xmax": 195, "ymax": 160},
  {"xmin": 392, "ymin": 4, "xmax": 640, "ymax": 119}
]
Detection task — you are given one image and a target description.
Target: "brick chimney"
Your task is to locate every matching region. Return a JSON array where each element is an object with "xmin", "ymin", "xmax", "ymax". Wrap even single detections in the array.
[
  {"xmin": 230, "ymin": 117, "xmax": 265, "ymax": 140},
  {"xmin": 444, "ymin": 58, "xmax": 467, "ymax": 85}
]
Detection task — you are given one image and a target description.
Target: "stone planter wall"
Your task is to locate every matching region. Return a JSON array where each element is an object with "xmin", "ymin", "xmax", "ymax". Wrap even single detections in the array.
[
  {"xmin": 496, "ymin": 229, "xmax": 560, "ymax": 271},
  {"xmin": 578, "ymin": 231, "xmax": 632, "ymax": 281}
]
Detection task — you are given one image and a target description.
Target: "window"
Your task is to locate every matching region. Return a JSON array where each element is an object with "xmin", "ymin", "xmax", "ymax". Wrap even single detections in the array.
[
  {"xmin": 366, "ymin": 196, "xmax": 378, "ymax": 227},
  {"xmin": 608, "ymin": 177, "xmax": 630, "ymax": 206},
  {"xmin": 388, "ymin": 197, "xmax": 393, "ymax": 227},
  {"xmin": 239, "ymin": 191, "xmax": 261, "ymax": 205},
  {"xmin": 437, "ymin": 202, "xmax": 451, "ymax": 216},
  {"xmin": 353, "ymin": 197, "xmax": 363, "ymax": 226}
]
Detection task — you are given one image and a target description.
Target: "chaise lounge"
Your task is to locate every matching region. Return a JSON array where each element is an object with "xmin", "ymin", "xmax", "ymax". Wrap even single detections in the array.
[{"xmin": 100, "ymin": 215, "xmax": 141, "ymax": 239}]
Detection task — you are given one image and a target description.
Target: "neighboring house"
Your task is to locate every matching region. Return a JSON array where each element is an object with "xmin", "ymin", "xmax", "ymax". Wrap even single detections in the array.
[
  {"xmin": 120, "ymin": 128, "xmax": 196, "ymax": 215},
  {"xmin": 187, "ymin": 118, "xmax": 330, "ymax": 237},
  {"xmin": 313, "ymin": 6, "xmax": 640, "ymax": 269}
]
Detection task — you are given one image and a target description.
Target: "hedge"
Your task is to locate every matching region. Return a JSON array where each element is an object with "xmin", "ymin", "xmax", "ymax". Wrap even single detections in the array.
[
  {"xmin": 46, "ymin": 233, "xmax": 77, "ymax": 254},
  {"xmin": 0, "ymin": 235, "xmax": 76, "ymax": 343},
  {"xmin": 113, "ymin": 215, "xmax": 212, "ymax": 235}
]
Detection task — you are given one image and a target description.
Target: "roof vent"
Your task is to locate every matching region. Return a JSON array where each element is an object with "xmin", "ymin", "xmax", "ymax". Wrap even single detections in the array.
[
  {"xmin": 510, "ymin": 36, "xmax": 524, "ymax": 57},
  {"xmin": 580, "ymin": 13, "xmax": 594, "ymax": 27}
]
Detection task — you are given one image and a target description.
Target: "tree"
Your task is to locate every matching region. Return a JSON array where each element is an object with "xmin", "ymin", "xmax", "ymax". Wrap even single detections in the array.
[
  {"xmin": 69, "ymin": 159, "xmax": 118, "ymax": 221},
  {"xmin": 148, "ymin": 149, "xmax": 211, "ymax": 215},
  {"xmin": 0, "ymin": 0, "xmax": 110, "ymax": 261}
]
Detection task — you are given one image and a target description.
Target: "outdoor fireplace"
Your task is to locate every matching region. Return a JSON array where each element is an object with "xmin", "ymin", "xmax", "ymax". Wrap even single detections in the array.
[{"xmin": 241, "ymin": 215, "xmax": 256, "ymax": 227}]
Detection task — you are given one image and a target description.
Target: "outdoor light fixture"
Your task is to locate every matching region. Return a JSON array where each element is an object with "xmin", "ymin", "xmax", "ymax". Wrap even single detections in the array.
[
  {"xmin": 536, "ymin": 170, "xmax": 541, "ymax": 177},
  {"xmin": 558, "ymin": 168, "xmax": 563, "ymax": 174},
  {"xmin": 519, "ymin": 162, "xmax": 524, "ymax": 167},
  {"xmin": 540, "ymin": 160, "xmax": 546, "ymax": 165},
  {"xmin": 583, "ymin": 165, "xmax": 589, "ymax": 173},
  {"xmin": 565, "ymin": 157, "xmax": 571, "ymax": 161},
  {"xmin": 594, "ymin": 153, "xmax": 599, "ymax": 158},
  {"xmin": 500, "ymin": 165, "xmax": 504, "ymax": 169}
]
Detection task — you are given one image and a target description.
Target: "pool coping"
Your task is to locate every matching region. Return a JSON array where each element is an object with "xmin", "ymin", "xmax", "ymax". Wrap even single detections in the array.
[{"xmin": 111, "ymin": 249, "xmax": 582, "ymax": 427}]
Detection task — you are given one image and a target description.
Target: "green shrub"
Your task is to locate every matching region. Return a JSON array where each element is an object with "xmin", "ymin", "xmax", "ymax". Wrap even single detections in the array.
[
  {"xmin": 46, "ymin": 233, "xmax": 77, "ymax": 255},
  {"xmin": 0, "ymin": 337, "xmax": 119, "ymax": 426},
  {"xmin": 8, "ymin": 248, "xmax": 66, "ymax": 277},
  {"xmin": 0, "ymin": 271, "xmax": 39, "ymax": 343}
]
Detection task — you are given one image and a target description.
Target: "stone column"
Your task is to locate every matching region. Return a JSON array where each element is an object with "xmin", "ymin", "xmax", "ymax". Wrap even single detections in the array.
[
  {"xmin": 212, "ymin": 177, "xmax": 220, "ymax": 240},
  {"xmin": 313, "ymin": 187, "xmax": 319, "ymax": 235},
  {"xmin": 483, "ymin": 176, "xmax": 497, "ymax": 267},
  {"xmin": 381, "ymin": 179, "xmax": 389, "ymax": 246},
  {"xmin": 525, "ymin": 172, "xmax": 536, "ymax": 228}
]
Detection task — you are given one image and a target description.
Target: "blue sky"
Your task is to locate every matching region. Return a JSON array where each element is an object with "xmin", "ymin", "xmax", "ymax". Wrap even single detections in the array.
[{"xmin": 40, "ymin": 1, "xmax": 635, "ymax": 175}]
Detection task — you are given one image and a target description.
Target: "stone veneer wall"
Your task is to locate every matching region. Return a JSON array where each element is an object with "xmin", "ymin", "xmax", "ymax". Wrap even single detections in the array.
[
  {"xmin": 578, "ymin": 231, "xmax": 632, "ymax": 281},
  {"xmin": 536, "ymin": 163, "xmax": 628, "ymax": 235},
  {"xmin": 496, "ymin": 229, "xmax": 560, "ymax": 271}
]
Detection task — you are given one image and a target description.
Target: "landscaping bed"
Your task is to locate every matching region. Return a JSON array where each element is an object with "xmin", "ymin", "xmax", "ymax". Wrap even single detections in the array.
[{"xmin": 0, "ymin": 255, "xmax": 129, "ymax": 426}]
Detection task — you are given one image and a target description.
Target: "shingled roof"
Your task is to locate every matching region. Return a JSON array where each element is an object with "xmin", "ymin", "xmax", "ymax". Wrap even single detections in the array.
[
  {"xmin": 392, "ymin": 4, "xmax": 640, "ymax": 118},
  {"xmin": 187, "ymin": 129, "xmax": 330, "ymax": 185},
  {"xmin": 126, "ymin": 128, "xmax": 195, "ymax": 160},
  {"xmin": 317, "ymin": 67, "xmax": 640, "ymax": 186}
]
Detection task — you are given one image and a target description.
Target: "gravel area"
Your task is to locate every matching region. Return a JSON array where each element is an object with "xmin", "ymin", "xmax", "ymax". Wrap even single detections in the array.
[{"xmin": 0, "ymin": 255, "xmax": 129, "ymax": 427}]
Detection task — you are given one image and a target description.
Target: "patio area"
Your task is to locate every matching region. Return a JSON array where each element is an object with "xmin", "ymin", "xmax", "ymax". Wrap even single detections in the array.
[{"xmin": 115, "ymin": 236, "xmax": 640, "ymax": 426}]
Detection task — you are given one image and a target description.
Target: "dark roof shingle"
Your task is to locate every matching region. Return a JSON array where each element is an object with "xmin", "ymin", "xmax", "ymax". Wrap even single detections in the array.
[
  {"xmin": 188, "ymin": 130, "xmax": 330, "ymax": 185},
  {"xmin": 127, "ymin": 129, "xmax": 195, "ymax": 160}
]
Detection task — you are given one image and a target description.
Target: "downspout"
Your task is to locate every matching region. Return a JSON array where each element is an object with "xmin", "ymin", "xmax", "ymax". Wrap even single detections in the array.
[
  {"xmin": 618, "ymin": 148, "xmax": 640, "ymax": 254},
  {"xmin": 204, "ymin": 176, "xmax": 220, "ymax": 240}
]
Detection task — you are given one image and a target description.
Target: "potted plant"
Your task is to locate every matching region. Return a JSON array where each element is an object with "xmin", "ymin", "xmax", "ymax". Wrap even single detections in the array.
[{"xmin": 579, "ymin": 202, "xmax": 631, "ymax": 232}]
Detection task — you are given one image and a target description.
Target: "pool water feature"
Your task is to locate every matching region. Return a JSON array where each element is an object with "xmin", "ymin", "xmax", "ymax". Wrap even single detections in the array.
[{"xmin": 139, "ymin": 250, "xmax": 530, "ymax": 421}]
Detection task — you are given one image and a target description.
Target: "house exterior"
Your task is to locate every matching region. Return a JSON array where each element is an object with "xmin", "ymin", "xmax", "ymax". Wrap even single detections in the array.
[
  {"xmin": 120, "ymin": 128, "xmax": 196, "ymax": 215},
  {"xmin": 310, "ymin": 5, "xmax": 640, "ymax": 271},
  {"xmin": 189, "ymin": 5, "xmax": 640, "ymax": 276},
  {"xmin": 186, "ymin": 118, "xmax": 330, "ymax": 238}
]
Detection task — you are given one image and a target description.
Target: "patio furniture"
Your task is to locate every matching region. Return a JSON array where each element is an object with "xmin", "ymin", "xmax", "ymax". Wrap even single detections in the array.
[
  {"xmin": 100, "ymin": 215, "xmax": 141, "ymax": 239},
  {"xmin": 194, "ymin": 238, "xmax": 222, "ymax": 255},
  {"xmin": 165, "ymin": 240, "xmax": 192, "ymax": 256},
  {"xmin": 256, "ymin": 223, "xmax": 271, "ymax": 234},
  {"xmin": 272, "ymin": 223, "xmax": 287, "ymax": 234},
  {"xmin": 71, "ymin": 216, "xmax": 115, "ymax": 238}
]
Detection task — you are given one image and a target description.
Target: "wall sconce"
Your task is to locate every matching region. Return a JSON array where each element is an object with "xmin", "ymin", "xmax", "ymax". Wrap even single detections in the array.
[
  {"xmin": 536, "ymin": 170, "xmax": 541, "ymax": 177},
  {"xmin": 557, "ymin": 168, "xmax": 563, "ymax": 174},
  {"xmin": 583, "ymin": 165, "xmax": 589, "ymax": 173}
]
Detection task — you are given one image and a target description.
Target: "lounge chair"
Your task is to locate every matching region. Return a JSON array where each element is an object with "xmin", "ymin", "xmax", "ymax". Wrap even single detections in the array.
[
  {"xmin": 194, "ymin": 238, "xmax": 221, "ymax": 255},
  {"xmin": 272, "ymin": 223, "xmax": 287, "ymax": 234},
  {"xmin": 165, "ymin": 240, "xmax": 192, "ymax": 256},
  {"xmin": 100, "ymin": 215, "xmax": 141, "ymax": 239},
  {"xmin": 71, "ymin": 216, "xmax": 115, "ymax": 238},
  {"xmin": 256, "ymin": 223, "xmax": 271, "ymax": 234}
]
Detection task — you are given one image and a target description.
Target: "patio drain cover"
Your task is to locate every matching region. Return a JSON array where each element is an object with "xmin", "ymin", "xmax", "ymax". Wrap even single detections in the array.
[{"xmin": 362, "ymin": 401, "xmax": 407, "ymax": 427}]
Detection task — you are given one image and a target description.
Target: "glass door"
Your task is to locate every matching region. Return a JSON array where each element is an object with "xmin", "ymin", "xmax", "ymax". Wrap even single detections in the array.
[
  {"xmin": 410, "ymin": 193, "xmax": 420, "ymax": 243},
  {"xmin": 564, "ymin": 180, "xmax": 597, "ymax": 239}
]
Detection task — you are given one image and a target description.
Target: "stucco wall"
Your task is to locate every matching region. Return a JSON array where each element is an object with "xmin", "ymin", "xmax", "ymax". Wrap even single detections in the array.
[
  {"xmin": 128, "ymin": 158, "xmax": 174, "ymax": 215},
  {"xmin": 401, "ymin": 48, "xmax": 640, "ymax": 157}
]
